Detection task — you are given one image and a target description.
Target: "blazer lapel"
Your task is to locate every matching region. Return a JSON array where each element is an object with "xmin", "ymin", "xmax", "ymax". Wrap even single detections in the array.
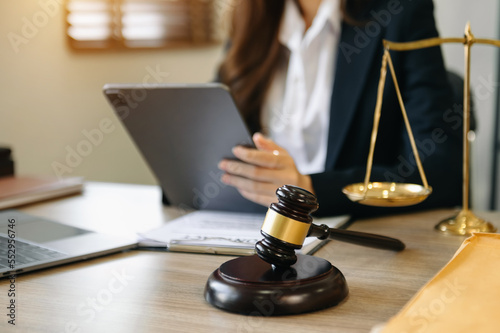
[{"xmin": 325, "ymin": 22, "xmax": 383, "ymax": 169}]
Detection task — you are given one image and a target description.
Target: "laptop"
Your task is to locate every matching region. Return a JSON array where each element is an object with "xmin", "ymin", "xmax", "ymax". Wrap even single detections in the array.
[
  {"xmin": 103, "ymin": 83, "xmax": 266, "ymax": 214},
  {"xmin": 0, "ymin": 210, "xmax": 137, "ymax": 277}
]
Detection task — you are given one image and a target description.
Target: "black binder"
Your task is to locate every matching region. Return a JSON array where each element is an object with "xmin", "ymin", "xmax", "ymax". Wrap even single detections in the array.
[{"xmin": 0, "ymin": 147, "xmax": 14, "ymax": 177}]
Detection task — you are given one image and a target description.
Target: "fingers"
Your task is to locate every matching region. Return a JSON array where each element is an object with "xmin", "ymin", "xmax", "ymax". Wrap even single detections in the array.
[
  {"xmin": 218, "ymin": 159, "xmax": 281, "ymax": 183},
  {"xmin": 231, "ymin": 146, "xmax": 286, "ymax": 169},
  {"xmin": 220, "ymin": 132, "xmax": 298, "ymax": 184},
  {"xmin": 232, "ymin": 133, "xmax": 290, "ymax": 169},
  {"xmin": 252, "ymin": 132, "xmax": 282, "ymax": 153},
  {"xmin": 238, "ymin": 189, "xmax": 276, "ymax": 207},
  {"xmin": 223, "ymin": 171, "xmax": 285, "ymax": 206},
  {"xmin": 218, "ymin": 132, "xmax": 315, "ymax": 206},
  {"xmin": 221, "ymin": 172, "xmax": 282, "ymax": 197}
]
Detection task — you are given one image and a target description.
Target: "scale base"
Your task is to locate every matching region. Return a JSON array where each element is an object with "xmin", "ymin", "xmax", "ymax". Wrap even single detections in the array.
[
  {"xmin": 435, "ymin": 209, "xmax": 497, "ymax": 236},
  {"xmin": 204, "ymin": 254, "xmax": 348, "ymax": 316}
]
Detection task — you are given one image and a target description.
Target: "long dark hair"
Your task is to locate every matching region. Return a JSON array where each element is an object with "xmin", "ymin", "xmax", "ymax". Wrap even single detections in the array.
[{"xmin": 219, "ymin": 0, "xmax": 372, "ymax": 133}]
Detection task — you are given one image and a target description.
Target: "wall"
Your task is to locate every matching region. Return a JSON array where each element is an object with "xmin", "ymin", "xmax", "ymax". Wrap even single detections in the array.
[
  {"xmin": 0, "ymin": 0, "xmax": 225, "ymax": 186},
  {"xmin": 434, "ymin": 0, "xmax": 499, "ymax": 210}
]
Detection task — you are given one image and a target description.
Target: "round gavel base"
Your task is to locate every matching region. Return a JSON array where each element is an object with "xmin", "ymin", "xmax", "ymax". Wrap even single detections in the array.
[{"xmin": 204, "ymin": 254, "xmax": 348, "ymax": 316}]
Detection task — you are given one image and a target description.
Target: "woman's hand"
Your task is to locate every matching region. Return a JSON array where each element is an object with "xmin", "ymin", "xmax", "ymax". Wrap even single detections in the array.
[{"xmin": 218, "ymin": 132, "xmax": 314, "ymax": 207}]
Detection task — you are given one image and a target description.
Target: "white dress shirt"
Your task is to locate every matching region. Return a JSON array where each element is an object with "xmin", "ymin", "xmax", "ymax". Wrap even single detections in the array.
[{"xmin": 261, "ymin": 0, "xmax": 341, "ymax": 175}]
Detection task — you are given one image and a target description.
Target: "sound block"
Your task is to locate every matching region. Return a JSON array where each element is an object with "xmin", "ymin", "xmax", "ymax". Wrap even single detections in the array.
[{"xmin": 204, "ymin": 254, "xmax": 348, "ymax": 316}]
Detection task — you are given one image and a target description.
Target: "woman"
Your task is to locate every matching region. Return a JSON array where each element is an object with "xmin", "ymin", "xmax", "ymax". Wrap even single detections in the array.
[{"xmin": 217, "ymin": 0, "xmax": 462, "ymax": 217}]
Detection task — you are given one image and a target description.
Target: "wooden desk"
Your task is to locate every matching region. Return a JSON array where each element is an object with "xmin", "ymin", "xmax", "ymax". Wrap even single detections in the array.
[{"xmin": 0, "ymin": 182, "xmax": 498, "ymax": 332}]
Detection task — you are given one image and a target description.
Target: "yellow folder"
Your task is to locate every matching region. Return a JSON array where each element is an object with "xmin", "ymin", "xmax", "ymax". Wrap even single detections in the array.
[{"xmin": 381, "ymin": 233, "xmax": 500, "ymax": 333}]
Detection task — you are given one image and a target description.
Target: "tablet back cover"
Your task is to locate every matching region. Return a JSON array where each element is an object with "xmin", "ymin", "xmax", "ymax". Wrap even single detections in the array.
[{"xmin": 104, "ymin": 83, "xmax": 265, "ymax": 213}]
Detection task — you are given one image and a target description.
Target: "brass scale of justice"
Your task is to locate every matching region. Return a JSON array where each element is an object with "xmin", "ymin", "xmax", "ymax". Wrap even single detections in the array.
[
  {"xmin": 204, "ymin": 24, "xmax": 497, "ymax": 316},
  {"xmin": 343, "ymin": 23, "xmax": 497, "ymax": 235}
]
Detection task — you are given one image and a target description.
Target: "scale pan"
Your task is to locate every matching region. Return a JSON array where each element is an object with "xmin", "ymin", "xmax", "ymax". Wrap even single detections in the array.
[{"xmin": 342, "ymin": 182, "xmax": 432, "ymax": 207}]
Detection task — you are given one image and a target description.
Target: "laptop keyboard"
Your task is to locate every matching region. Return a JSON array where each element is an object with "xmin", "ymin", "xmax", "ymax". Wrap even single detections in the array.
[{"xmin": 0, "ymin": 234, "xmax": 67, "ymax": 269}]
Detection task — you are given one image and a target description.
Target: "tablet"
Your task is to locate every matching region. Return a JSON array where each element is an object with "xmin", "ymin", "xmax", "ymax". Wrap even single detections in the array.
[{"xmin": 103, "ymin": 83, "xmax": 266, "ymax": 213}]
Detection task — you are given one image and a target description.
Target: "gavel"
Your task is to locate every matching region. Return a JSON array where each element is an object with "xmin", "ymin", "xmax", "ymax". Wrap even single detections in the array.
[{"xmin": 255, "ymin": 185, "xmax": 405, "ymax": 268}]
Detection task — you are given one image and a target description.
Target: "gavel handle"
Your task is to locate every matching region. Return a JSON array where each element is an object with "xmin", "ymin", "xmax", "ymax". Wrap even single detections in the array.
[{"xmin": 308, "ymin": 223, "xmax": 405, "ymax": 251}]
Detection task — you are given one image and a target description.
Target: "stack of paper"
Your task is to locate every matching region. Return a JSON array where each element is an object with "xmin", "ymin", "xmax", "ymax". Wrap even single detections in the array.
[{"xmin": 138, "ymin": 210, "xmax": 350, "ymax": 255}]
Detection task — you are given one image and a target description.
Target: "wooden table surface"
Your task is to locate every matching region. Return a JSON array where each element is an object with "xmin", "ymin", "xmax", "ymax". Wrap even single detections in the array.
[{"xmin": 0, "ymin": 182, "xmax": 497, "ymax": 333}]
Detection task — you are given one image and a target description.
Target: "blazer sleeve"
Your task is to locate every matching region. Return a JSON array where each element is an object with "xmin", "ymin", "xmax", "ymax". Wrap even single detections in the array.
[{"xmin": 311, "ymin": 0, "xmax": 462, "ymax": 217}]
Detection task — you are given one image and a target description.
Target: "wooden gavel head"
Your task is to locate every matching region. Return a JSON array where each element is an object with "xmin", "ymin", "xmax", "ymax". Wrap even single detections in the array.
[{"xmin": 255, "ymin": 185, "xmax": 319, "ymax": 268}]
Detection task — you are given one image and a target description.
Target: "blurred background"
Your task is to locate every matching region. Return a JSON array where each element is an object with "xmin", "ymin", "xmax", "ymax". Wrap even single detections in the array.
[{"xmin": 1, "ymin": 0, "xmax": 499, "ymax": 210}]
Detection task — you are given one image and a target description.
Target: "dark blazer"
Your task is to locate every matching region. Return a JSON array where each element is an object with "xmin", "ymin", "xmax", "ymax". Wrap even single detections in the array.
[{"xmin": 310, "ymin": 0, "xmax": 462, "ymax": 216}]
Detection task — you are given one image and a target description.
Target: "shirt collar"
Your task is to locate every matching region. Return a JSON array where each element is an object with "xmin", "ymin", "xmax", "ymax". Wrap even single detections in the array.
[{"xmin": 279, "ymin": 0, "xmax": 341, "ymax": 51}]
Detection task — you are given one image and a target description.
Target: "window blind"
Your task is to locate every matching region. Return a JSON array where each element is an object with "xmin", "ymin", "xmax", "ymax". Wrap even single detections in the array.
[{"xmin": 65, "ymin": 0, "xmax": 225, "ymax": 49}]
